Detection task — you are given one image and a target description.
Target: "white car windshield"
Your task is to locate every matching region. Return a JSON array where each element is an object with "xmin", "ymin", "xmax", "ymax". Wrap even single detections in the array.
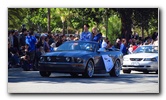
[{"xmin": 133, "ymin": 46, "xmax": 158, "ymax": 53}]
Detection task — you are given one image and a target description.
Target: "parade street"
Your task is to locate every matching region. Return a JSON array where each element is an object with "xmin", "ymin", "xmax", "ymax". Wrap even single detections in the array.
[{"xmin": 8, "ymin": 69, "xmax": 159, "ymax": 93}]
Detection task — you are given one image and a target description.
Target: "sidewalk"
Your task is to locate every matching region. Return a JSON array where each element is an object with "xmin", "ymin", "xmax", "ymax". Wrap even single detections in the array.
[{"xmin": 8, "ymin": 67, "xmax": 23, "ymax": 71}]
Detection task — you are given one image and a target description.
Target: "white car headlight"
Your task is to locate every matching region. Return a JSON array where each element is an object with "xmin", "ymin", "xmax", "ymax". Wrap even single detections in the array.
[
  {"xmin": 123, "ymin": 57, "xmax": 129, "ymax": 61},
  {"xmin": 144, "ymin": 58, "xmax": 157, "ymax": 62}
]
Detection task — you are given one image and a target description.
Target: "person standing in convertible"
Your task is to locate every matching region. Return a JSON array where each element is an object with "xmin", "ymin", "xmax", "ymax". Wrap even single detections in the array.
[{"xmin": 79, "ymin": 24, "xmax": 92, "ymax": 41}]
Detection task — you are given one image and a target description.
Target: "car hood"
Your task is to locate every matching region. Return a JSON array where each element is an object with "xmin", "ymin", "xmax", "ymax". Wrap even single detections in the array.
[
  {"xmin": 42, "ymin": 50, "xmax": 93, "ymax": 57},
  {"xmin": 124, "ymin": 53, "xmax": 158, "ymax": 58}
]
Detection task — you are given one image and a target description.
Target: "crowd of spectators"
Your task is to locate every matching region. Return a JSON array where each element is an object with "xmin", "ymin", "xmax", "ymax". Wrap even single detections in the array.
[
  {"xmin": 8, "ymin": 24, "xmax": 158, "ymax": 71},
  {"xmin": 8, "ymin": 28, "xmax": 79, "ymax": 71}
]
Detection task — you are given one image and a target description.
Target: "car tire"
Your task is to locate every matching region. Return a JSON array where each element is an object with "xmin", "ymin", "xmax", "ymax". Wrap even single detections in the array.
[
  {"xmin": 123, "ymin": 69, "xmax": 131, "ymax": 74},
  {"xmin": 70, "ymin": 73, "xmax": 79, "ymax": 77},
  {"xmin": 109, "ymin": 60, "xmax": 121, "ymax": 77},
  {"xmin": 39, "ymin": 71, "xmax": 51, "ymax": 77},
  {"xmin": 82, "ymin": 60, "xmax": 94, "ymax": 78}
]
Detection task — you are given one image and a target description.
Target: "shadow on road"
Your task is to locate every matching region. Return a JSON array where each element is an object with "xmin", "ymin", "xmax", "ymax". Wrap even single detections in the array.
[{"xmin": 8, "ymin": 71, "xmax": 158, "ymax": 84}]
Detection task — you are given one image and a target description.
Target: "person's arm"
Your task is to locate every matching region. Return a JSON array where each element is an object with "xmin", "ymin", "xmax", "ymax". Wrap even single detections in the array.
[
  {"xmin": 79, "ymin": 32, "xmax": 83, "ymax": 41},
  {"xmin": 89, "ymin": 32, "xmax": 93, "ymax": 41},
  {"xmin": 25, "ymin": 37, "xmax": 30, "ymax": 46},
  {"xmin": 120, "ymin": 44, "xmax": 123, "ymax": 52}
]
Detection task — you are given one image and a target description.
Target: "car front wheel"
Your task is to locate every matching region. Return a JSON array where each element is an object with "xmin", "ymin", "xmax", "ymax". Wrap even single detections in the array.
[
  {"xmin": 109, "ymin": 60, "xmax": 121, "ymax": 77},
  {"xmin": 82, "ymin": 60, "xmax": 94, "ymax": 78},
  {"xmin": 39, "ymin": 71, "xmax": 51, "ymax": 77}
]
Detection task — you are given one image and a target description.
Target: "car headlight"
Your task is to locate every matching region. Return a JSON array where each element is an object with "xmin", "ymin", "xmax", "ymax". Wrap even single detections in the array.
[
  {"xmin": 40, "ymin": 57, "xmax": 44, "ymax": 62},
  {"xmin": 76, "ymin": 57, "xmax": 82, "ymax": 63},
  {"xmin": 144, "ymin": 58, "xmax": 157, "ymax": 62},
  {"xmin": 47, "ymin": 57, "xmax": 51, "ymax": 61},
  {"xmin": 123, "ymin": 57, "xmax": 129, "ymax": 61},
  {"xmin": 66, "ymin": 57, "xmax": 71, "ymax": 62}
]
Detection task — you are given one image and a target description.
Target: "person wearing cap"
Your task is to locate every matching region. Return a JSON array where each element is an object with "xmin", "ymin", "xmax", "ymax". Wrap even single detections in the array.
[{"xmin": 80, "ymin": 24, "xmax": 92, "ymax": 41}]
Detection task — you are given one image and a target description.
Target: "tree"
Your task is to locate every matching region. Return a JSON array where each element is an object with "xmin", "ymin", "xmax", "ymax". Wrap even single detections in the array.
[
  {"xmin": 8, "ymin": 8, "xmax": 158, "ymax": 43},
  {"xmin": 107, "ymin": 14, "xmax": 122, "ymax": 43},
  {"xmin": 8, "ymin": 8, "xmax": 28, "ymax": 30},
  {"xmin": 116, "ymin": 8, "xmax": 133, "ymax": 42},
  {"xmin": 133, "ymin": 8, "xmax": 158, "ymax": 38}
]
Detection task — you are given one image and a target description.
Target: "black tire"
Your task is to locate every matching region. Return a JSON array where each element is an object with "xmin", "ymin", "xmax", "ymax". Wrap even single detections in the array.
[
  {"xmin": 123, "ymin": 69, "xmax": 131, "ymax": 74},
  {"xmin": 155, "ymin": 70, "xmax": 158, "ymax": 74},
  {"xmin": 39, "ymin": 71, "xmax": 51, "ymax": 77},
  {"xmin": 109, "ymin": 60, "xmax": 121, "ymax": 77},
  {"xmin": 82, "ymin": 60, "xmax": 94, "ymax": 78},
  {"xmin": 70, "ymin": 73, "xmax": 79, "ymax": 77}
]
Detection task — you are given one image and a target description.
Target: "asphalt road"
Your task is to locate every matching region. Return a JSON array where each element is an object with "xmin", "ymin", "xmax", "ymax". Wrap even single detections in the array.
[{"xmin": 8, "ymin": 68, "xmax": 159, "ymax": 93}]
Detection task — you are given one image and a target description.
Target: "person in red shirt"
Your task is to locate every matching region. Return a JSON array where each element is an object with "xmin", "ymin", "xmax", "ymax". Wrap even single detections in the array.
[{"xmin": 132, "ymin": 42, "xmax": 138, "ymax": 51}]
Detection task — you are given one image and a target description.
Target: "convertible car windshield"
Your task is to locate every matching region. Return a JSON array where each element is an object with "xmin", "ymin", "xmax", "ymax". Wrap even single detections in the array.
[
  {"xmin": 56, "ymin": 41, "xmax": 96, "ymax": 52},
  {"xmin": 133, "ymin": 45, "xmax": 158, "ymax": 53}
]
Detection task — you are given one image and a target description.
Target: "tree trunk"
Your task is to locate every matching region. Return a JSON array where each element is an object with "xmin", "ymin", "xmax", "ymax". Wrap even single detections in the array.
[
  {"xmin": 106, "ymin": 14, "xmax": 108, "ymax": 38},
  {"xmin": 142, "ymin": 26, "xmax": 144, "ymax": 39},
  {"xmin": 67, "ymin": 22, "xmax": 68, "ymax": 34},
  {"xmin": 119, "ymin": 9, "xmax": 133, "ymax": 43},
  {"xmin": 47, "ymin": 8, "xmax": 50, "ymax": 32},
  {"xmin": 62, "ymin": 21, "xmax": 66, "ymax": 34}
]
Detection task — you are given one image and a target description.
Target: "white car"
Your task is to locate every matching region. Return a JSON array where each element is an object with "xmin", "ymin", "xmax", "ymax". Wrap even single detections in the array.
[{"xmin": 122, "ymin": 45, "xmax": 158, "ymax": 74}]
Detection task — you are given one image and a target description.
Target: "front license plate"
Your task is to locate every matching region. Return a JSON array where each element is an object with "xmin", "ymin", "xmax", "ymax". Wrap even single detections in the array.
[{"xmin": 131, "ymin": 62, "xmax": 139, "ymax": 66}]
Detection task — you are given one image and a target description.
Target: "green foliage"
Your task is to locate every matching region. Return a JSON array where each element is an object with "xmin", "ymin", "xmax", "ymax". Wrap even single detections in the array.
[
  {"xmin": 8, "ymin": 8, "xmax": 28, "ymax": 30},
  {"xmin": 133, "ymin": 8, "xmax": 158, "ymax": 37},
  {"xmin": 8, "ymin": 8, "xmax": 158, "ymax": 41},
  {"xmin": 107, "ymin": 14, "xmax": 121, "ymax": 43}
]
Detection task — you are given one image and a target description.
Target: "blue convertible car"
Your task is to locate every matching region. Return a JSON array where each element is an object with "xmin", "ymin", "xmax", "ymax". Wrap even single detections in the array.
[{"xmin": 39, "ymin": 41, "xmax": 123, "ymax": 78}]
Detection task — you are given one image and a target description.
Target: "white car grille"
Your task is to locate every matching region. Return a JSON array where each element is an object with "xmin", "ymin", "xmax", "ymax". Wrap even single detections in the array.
[{"xmin": 130, "ymin": 58, "xmax": 143, "ymax": 61}]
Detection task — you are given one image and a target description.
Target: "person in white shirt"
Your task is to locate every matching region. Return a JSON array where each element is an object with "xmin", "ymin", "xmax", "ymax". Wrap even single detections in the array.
[
  {"xmin": 101, "ymin": 37, "xmax": 109, "ymax": 48},
  {"xmin": 128, "ymin": 44, "xmax": 133, "ymax": 54}
]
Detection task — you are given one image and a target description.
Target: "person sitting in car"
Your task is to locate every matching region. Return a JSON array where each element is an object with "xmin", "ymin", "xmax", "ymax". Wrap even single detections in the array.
[{"xmin": 101, "ymin": 37, "xmax": 109, "ymax": 48}]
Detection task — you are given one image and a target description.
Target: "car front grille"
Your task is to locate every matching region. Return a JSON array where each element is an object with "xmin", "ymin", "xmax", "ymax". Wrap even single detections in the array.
[
  {"xmin": 44, "ymin": 56, "xmax": 67, "ymax": 62},
  {"xmin": 130, "ymin": 58, "xmax": 143, "ymax": 61},
  {"xmin": 51, "ymin": 56, "xmax": 66, "ymax": 62}
]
